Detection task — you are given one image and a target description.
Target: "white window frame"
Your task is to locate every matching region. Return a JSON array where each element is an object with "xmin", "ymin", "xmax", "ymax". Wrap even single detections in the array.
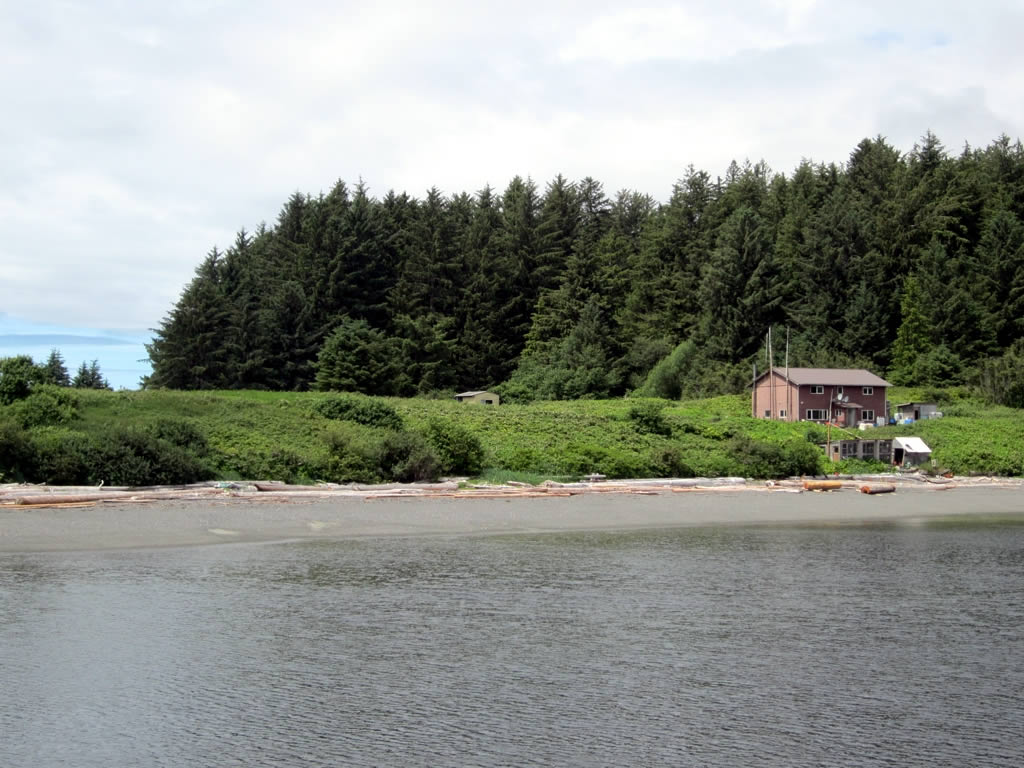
[
  {"xmin": 806, "ymin": 409, "xmax": 826, "ymax": 420},
  {"xmin": 862, "ymin": 386, "xmax": 873, "ymax": 396},
  {"xmin": 810, "ymin": 385, "xmax": 823, "ymax": 394},
  {"xmin": 779, "ymin": 409, "xmax": 786, "ymax": 418},
  {"xmin": 861, "ymin": 410, "xmax": 875, "ymax": 422},
  {"xmin": 836, "ymin": 386, "xmax": 844, "ymax": 396}
]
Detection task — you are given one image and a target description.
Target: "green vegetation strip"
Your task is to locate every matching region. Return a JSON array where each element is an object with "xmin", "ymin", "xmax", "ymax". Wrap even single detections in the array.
[{"xmin": 4, "ymin": 386, "xmax": 1021, "ymax": 487}]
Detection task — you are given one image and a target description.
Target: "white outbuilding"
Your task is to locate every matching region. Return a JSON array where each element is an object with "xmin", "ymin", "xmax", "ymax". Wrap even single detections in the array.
[
  {"xmin": 892, "ymin": 436, "xmax": 932, "ymax": 467},
  {"xmin": 454, "ymin": 390, "xmax": 500, "ymax": 405}
]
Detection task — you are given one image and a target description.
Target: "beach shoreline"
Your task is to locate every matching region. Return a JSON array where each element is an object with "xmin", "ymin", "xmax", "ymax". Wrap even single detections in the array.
[{"xmin": 2, "ymin": 483, "xmax": 1022, "ymax": 553}]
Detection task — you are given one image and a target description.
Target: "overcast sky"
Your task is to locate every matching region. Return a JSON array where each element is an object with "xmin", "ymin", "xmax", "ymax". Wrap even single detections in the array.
[{"xmin": 2, "ymin": 0, "xmax": 1023, "ymax": 387}]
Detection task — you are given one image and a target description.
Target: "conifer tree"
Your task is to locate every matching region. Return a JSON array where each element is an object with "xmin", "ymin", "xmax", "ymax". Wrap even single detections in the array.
[
  {"xmin": 42, "ymin": 349, "xmax": 71, "ymax": 387},
  {"xmin": 72, "ymin": 360, "xmax": 111, "ymax": 390},
  {"xmin": 889, "ymin": 275, "xmax": 933, "ymax": 383}
]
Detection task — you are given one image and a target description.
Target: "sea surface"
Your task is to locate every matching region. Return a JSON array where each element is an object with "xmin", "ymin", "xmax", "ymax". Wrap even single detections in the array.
[{"xmin": 2, "ymin": 519, "xmax": 1023, "ymax": 767}]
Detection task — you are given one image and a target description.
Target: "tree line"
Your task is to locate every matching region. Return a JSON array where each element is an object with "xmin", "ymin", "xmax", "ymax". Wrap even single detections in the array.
[
  {"xmin": 0, "ymin": 351, "xmax": 109, "ymax": 404},
  {"xmin": 146, "ymin": 132, "xmax": 1024, "ymax": 404}
]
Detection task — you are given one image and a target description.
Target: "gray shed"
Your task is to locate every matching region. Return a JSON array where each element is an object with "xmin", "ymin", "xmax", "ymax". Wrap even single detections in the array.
[
  {"xmin": 893, "ymin": 402, "xmax": 940, "ymax": 423},
  {"xmin": 454, "ymin": 390, "xmax": 500, "ymax": 405}
]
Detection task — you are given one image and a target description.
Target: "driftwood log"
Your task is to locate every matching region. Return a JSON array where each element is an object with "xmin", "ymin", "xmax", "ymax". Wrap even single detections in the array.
[
  {"xmin": 803, "ymin": 480, "xmax": 843, "ymax": 491},
  {"xmin": 859, "ymin": 484, "xmax": 896, "ymax": 495}
]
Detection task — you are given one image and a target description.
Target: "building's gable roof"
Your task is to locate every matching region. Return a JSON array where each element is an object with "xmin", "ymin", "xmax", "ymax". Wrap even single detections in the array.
[
  {"xmin": 893, "ymin": 436, "xmax": 931, "ymax": 453},
  {"xmin": 760, "ymin": 368, "xmax": 891, "ymax": 387},
  {"xmin": 455, "ymin": 391, "xmax": 495, "ymax": 397}
]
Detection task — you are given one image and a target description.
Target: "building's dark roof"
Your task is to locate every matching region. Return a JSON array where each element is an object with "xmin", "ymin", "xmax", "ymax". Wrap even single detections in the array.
[{"xmin": 760, "ymin": 368, "xmax": 891, "ymax": 387}]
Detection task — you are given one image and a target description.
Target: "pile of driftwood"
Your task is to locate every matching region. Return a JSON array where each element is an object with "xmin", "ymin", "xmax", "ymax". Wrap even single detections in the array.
[
  {"xmin": 1, "ymin": 474, "xmax": 1016, "ymax": 510},
  {"xmin": 0, "ymin": 477, "xmax": 750, "ymax": 509}
]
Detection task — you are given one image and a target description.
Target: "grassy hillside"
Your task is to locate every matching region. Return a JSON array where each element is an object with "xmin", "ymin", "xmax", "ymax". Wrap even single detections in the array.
[{"xmin": 3, "ymin": 387, "xmax": 1022, "ymax": 485}]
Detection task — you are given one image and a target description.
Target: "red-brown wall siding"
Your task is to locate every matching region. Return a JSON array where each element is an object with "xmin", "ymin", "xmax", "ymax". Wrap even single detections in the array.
[
  {"xmin": 795, "ymin": 385, "xmax": 887, "ymax": 422},
  {"xmin": 754, "ymin": 378, "xmax": 888, "ymax": 422},
  {"xmin": 752, "ymin": 373, "xmax": 798, "ymax": 420}
]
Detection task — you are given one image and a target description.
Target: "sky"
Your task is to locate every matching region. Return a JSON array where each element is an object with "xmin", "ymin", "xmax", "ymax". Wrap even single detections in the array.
[{"xmin": 2, "ymin": 0, "xmax": 1023, "ymax": 389}]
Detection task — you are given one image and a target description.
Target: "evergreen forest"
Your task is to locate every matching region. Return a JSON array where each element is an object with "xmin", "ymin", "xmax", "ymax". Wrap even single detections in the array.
[{"xmin": 146, "ymin": 132, "xmax": 1024, "ymax": 406}]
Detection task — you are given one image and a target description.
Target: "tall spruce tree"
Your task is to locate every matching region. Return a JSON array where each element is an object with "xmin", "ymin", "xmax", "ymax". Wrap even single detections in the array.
[{"xmin": 42, "ymin": 349, "xmax": 71, "ymax": 387}]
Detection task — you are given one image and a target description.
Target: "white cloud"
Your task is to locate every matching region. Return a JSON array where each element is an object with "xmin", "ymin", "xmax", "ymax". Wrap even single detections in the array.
[{"xmin": 0, "ymin": 0, "xmax": 1022, "ymax": 337}]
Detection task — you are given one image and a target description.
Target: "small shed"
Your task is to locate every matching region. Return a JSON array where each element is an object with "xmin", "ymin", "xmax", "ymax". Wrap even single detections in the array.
[
  {"xmin": 893, "ymin": 402, "xmax": 940, "ymax": 423},
  {"xmin": 454, "ymin": 390, "xmax": 500, "ymax": 405},
  {"xmin": 892, "ymin": 436, "xmax": 932, "ymax": 467}
]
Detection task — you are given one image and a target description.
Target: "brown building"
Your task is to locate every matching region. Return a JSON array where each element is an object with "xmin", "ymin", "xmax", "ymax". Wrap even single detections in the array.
[{"xmin": 752, "ymin": 368, "xmax": 891, "ymax": 426}]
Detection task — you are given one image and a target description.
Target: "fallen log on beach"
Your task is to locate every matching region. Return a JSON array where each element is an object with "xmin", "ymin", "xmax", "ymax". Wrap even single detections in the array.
[
  {"xmin": 860, "ymin": 484, "xmax": 896, "ymax": 495},
  {"xmin": 803, "ymin": 480, "xmax": 844, "ymax": 492},
  {"xmin": 13, "ymin": 488, "xmax": 225, "ymax": 505}
]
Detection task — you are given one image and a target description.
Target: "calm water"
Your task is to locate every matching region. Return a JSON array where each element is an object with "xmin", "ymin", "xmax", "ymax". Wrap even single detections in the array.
[{"xmin": 2, "ymin": 520, "xmax": 1023, "ymax": 767}]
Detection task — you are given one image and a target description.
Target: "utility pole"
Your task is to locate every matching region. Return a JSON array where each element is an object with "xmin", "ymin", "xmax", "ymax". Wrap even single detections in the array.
[
  {"xmin": 785, "ymin": 327, "xmax": 791, "ymax": 422},
  {"xmin": 826, "ymin": 387, "xmax": 834, "ymax": 465},
  {"xmin": 752, "ymin": 362, "xmax": 757, "ymax": 418},
  {"xmin": 767, "ymin": 327, "xmax": 775, "ymax": 419}
]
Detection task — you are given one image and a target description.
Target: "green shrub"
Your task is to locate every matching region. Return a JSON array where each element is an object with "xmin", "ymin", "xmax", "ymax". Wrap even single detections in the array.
[
  {"xmin": 636, "ymin": 340, "xmax": 698, "ymax": 399},
  {"xmin": 648, "ymin": 446, "xmax": 695, "ymax": 478},
  {"xmin": 0, "ymin": 419, "xmax": 33, "ymax": 482},
  {"xmin": 29, "ymin": 427, "xmax": 93, "ymax": 485},
  {"xmin": 323, "ymin": 424, "xmax": 383, "ymax": 484},
  {"xmin": 313, "ymin": 395, "xmax": 404, "ymax": 430},
  {"xmin": 729, "ymin": 435, "xmax": 822, "ymax": 478},
  {"xmin": 424, "ymin": 419, "xmax": 484, "ymax": 476},
  {"xmin": 377, "ymin": 430, "xmax": 441, "ymax": 482},
  {"xmin": 628, "ymin": 401, "xmax": 672, "ymax": 436},
  {"xmin": 219, "ymin": 447, "xmax": 318, "ymax": 484},
  {"xmin": 803, "ymin": 423, "xmax": 828, "ymax": 443},
  {"xmin": 91, "ymin": 427, "xmax": 215, "ymax": 486},
  {"xmin": 8, "ymin": 385, "xmax": 79, "ymax": 428},
  {"xmin": 148, "ymin": 418, "xmax": 209, "ymax": 456},
  {"xmin": 0, "ymin": 355, "xmax": 43, "ymax": 405}
]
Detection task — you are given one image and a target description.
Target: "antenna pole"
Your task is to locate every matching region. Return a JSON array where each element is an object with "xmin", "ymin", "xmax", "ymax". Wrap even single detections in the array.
[
  {"xmin": 785, "ymin": 326, "xmax": 791, "ymax": 422},
  {"xmin": 768, "ymin": 327, "xmax": 775, "ymax": 419},
  {"xmin": 752, "ymin": 362, "xmax": 757, "ymax": 418}
]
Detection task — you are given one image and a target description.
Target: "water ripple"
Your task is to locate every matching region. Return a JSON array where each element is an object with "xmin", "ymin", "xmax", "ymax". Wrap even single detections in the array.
[{"xmin": 1, "ymin": 523, "xmax": 1023, "ymax": 766}]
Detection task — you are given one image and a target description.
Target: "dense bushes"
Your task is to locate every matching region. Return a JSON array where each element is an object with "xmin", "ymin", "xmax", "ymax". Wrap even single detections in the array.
[
  {"xmin": 3, "ymin": 387, "xmax": 1022, "ymax": 484},
  {"xmin": 28, "ymin": 427, "xmax": 93, "ymax": 485},
  {"xmin": 728, "ymin": 436, "xmax": 822, "ymax": 479},
  {"xmin": 0, "ymin": 418, "xmax": 216, "ymax": 486},
  {"xmin": 628, "ymin": 401, "xmax": 672, "ymax": 436},
  {"xmin": 320, "ymin": 418, "xmax": 484, "ymax": 484},
  {"xmin": 7, "ymin": 386, "xmax": 80, "ymax": 428},
  {"xmin": 424, "ymin": 419, "xmax": 484, "ymax": 475},
  {"xmin": 0, "ymin": 356, "xmax": 42, "ymax": 405},
  {"xmin": 0, "ymin": 419, "xmax": 34, "ymax": 482},
  {"xmin": 377, "ymin": 430, "xmax": 441, "ymax": 483},
  {"xmin": 312, "ymin": 395, "xmax": 404, "ymax": 430}
]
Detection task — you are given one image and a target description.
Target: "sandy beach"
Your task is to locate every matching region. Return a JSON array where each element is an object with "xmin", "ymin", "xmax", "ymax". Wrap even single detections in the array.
[{"xmin": 2, "ymin": 484, "xmax": 1022, "ymax": 552}]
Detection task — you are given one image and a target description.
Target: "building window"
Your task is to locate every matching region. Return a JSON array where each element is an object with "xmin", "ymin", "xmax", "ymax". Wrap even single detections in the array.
[
  {"xmin": 810, "ymin": 385, "xmax": 823, "ymax": 394},
  {"xmin": 779, "ymin": 410, "xmax": 786, "ymax": 418},
  {"xmin": 863, "ymin": 442, "xmax": 875, "ymax": 458},
  {"xmin": 806, "ymin": 409, "xmax": 826, "ymax": 420},
  {"xmin": 863, "ymin": 386, "xmax": 873, "ymax": 395},
  {"xmin": 836, "ymin": 386, "xmax": 844, "ymax": 396},
  {"xmin": 764, "ymin": 409, "xmax": 771, "ymax": 417},
  {"xmin": 861, "ymin": 410, "xmax": 875, "ymax": 422}
]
